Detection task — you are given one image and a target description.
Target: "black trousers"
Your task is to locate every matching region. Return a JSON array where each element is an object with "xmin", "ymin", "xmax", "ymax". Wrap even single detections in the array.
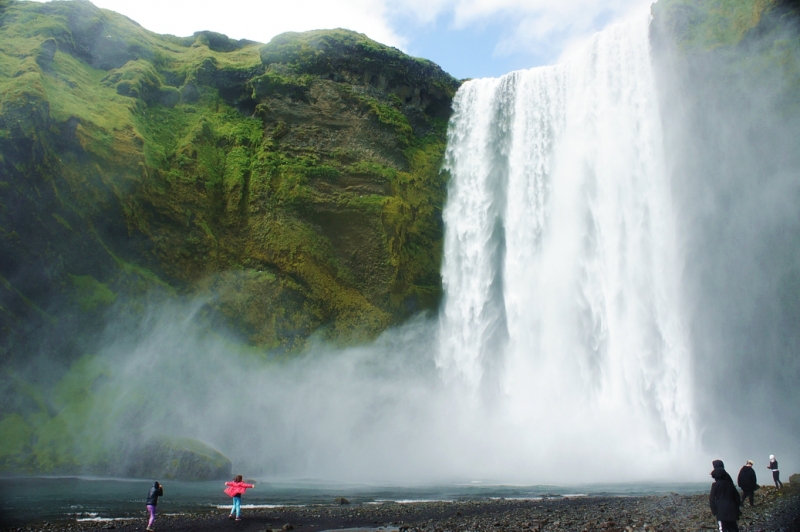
[
  {"xmin": 773, "ymin": 470, "xmax": 783, "ymax": 488},
  {"xmin": 719, "ymin": 520, "xmax": 739, "ymax": 532},
  {"xmin": 741, "ymin": 488, "xmax": 754, "ymax": 505}
]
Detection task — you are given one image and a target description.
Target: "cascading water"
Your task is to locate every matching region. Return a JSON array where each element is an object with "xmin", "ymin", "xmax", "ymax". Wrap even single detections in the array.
[{"xmin": 439, "ymin": 13, "xmax": 696, "ymax": 463}]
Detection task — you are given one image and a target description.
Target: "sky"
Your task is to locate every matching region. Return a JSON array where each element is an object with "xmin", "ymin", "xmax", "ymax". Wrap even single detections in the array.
[{"xmin": 30, "ymin": 0, "xmax": 651, "ymax": 79}]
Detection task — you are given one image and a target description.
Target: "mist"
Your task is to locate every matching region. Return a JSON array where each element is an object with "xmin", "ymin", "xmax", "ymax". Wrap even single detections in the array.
[
  {"xmin": 33, "ymin": 288, "xmax": 706, "ymax": 485},
  {"xmin": 650, "ymin": 1, "xmax": 800, "ymax": 470}
]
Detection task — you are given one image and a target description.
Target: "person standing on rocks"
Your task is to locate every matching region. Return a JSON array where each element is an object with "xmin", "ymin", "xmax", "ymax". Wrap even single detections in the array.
[
  {"xmin": 767, "ymin": 455, "xmax": 783, "ymax": 488},
  {"xmin": 710, "ymin": 459, "xmax": 741, "ymax": 532},
  {"xmin": 737, "ymin": 460, "xmax": 757, "ymax": 507},
  {"xmin": 224, "ymin": 474, "xmax": 255, "ymax": 521},
  {"xmin": 145, "ymin": 480, "xmax": 164, "ymax": 532}
]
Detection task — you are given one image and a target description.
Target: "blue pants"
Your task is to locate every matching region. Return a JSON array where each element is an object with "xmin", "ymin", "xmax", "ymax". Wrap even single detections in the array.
[{"xmin": 231, "ymin": 495, "xmax": 241, "ymax": 518}]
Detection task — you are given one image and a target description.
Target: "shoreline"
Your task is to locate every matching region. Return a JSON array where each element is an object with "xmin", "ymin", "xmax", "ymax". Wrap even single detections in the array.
[{"xmin": 2, "ymin": 484, "xmax": 798, "ymax": 532}]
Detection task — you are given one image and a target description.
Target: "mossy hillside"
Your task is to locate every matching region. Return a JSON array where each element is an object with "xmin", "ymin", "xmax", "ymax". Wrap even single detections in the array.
[
  {"xmin": 125, "ymin": 435, "xmax": 232, "ymax": 480},
  {"xmin": 0, "ymin": 0, "xmax": 459, "ymax": 360},
  {"xmin": 1, "ymin": 0, "xmax": 210, "ymax": 341},
  {"xmin": 69, "ymin": 274, "xmax": 116, "ymax": 311},
  {"xmin": 0, "ymin": 354, "xmax": 231, "ymax": 478},
  {"xmin": 0, "ymin": 356, "xmax": 113, "ymax": 473},
  {"xmin": 651, "ymin": 0, "xmax": 800, "ymax": 111},
  {"xmin": 1, "ymin": 0, "xmax": 460, "ymax": 476},
  {"xmin": 651, "ymin": 0, "xmax": 778, "ymax": 49},
  {"xmin": 259, "ymin": 28, "xmax": 458, "ymax": 117}
]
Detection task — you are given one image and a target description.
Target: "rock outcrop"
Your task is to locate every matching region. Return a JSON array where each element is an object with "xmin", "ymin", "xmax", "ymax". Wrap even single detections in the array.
[{"xmin": 122, "ymin": 436, "xmax": 232, "ymax": 481}]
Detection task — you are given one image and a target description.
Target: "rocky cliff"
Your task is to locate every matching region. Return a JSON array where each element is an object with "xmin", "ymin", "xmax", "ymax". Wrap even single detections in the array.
[
  {"xmin": 0, "ymin": 0, "xmax": 460, "ymax": 477},
  {"xmin": 0, "ymin": 0, "xmax": 459, "ymax": 363}
]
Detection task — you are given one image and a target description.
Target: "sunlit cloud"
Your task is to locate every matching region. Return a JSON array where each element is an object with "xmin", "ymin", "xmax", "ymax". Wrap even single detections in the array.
[
  {"xmin": 445, "ymin": 0, "xmax": 648, "ymax": 56},
  {"xmin": 33, "ymin": 0, "xmax": 650, "ymax": 59},
  {"xmin": 30, "ymin": 0, "xmax": 406, "ymax": 49}
]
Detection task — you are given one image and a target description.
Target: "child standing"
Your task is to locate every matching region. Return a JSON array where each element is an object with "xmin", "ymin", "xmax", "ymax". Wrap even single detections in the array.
[
  {"xmin": 224, "ymin": 474, "xmax": 255, "ymax": 521},
  {"xmin": 145, "ymin": 481, "xmax": 163, "ymax": 531}
]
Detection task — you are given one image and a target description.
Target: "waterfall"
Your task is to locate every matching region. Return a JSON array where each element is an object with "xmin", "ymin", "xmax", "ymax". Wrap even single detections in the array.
[{"xmin": 439, "ymin": 13, "xmax": 696, "ymax": 454}]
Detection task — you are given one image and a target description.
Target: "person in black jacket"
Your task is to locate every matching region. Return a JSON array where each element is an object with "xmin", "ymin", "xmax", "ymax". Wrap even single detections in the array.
[
  {"xmin": 737, "ymin": 460, "xmax": 757, "ymax": 507},
  {"xmin": 145, "ymin": 481, "xmax": 164, "ymax": 532},
  {"xmin": 767, "ymin": 455, "xmax": 783, "ymax": 488},
  {"xmin": 710, "ymin": 460, "xmax": 741, "ymax": 532}
]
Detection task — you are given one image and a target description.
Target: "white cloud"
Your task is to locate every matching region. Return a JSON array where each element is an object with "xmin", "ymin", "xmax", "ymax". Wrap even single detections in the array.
[
  {"xmin": 387, "ymin": 0, "xmax": 453, "ymax": 26},
  {"xmin": 29, "ymin": 0, "xmax": 651, "ymax": 69},
  {"xmin": 30, "ymin": 0, "xmax": 405, "ymax": 48},
  {"xmin": 43, "ymin": 0, "xmax": 644, "ymax": 45},
  {"xmin": 445, "ymin": 0, "xmax": 648, "ymax": 56}
]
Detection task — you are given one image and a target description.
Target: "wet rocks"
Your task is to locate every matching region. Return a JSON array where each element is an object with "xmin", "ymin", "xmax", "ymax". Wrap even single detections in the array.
[{"xmin": 4, "ymin": 482, "xmax": 800, "ymax": 532}]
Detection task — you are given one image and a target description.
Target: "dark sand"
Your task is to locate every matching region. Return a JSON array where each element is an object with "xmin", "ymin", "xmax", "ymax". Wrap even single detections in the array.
[{"xmin": 4, "ymin": 484, "xmax": 798, "ymax": 532}]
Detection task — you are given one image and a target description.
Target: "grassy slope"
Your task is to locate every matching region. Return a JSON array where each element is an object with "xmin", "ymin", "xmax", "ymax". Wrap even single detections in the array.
[
  {"xmin": 0, "ymin": 0, "xmax": 457, "ymax": 474},
  {"xmin": 0, "ymin": 0, "xmax": 458, "ymax": 353},
  {"xmin": 651, "ymin": 0, "xmax": 800, "ymax": 99}
]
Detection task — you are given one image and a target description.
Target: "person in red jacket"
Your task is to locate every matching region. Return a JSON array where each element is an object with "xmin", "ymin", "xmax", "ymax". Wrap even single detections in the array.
[{"xmin": 224, "ymin": 474, "xmax": 255, "ymax": 521}]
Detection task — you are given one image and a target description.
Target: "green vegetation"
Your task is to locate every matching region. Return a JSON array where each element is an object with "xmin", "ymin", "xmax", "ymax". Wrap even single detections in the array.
[
  {"xmin": 0, "ymin": 0, "xmax": 458, "ymax": 355},
  {"xmin": 652, "ymin": 0, "xmax": 800, "ymax": 114},
  {"xmin": 0, "ymin": 356, "xmax": 114, "ymax": 473},
  {"xmin": 651, "ymin": 0, "xmax": 778, "ymax": 49},
  {"xmin": 0, "ymin": 355, "xmax": 231, "ymax": 478},
  {"xmin": 69, "ymin": 274, "xmax": 116, "ymax": 312},
  {"xmin": 127, "ymin": 435, "xmax": 232, "ymax": 480},
  {"xmin": 0, "ymin": 0, "xmax": 459, "ymax": 474}
]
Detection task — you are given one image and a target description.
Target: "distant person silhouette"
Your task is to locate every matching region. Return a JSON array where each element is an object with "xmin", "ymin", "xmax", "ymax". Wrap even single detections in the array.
[
  {"xmin": 767, "ymin": 454, "xmax": 783, "ymax": 488},
  {"xmin": 736, "ymin": 460, "xmax": 757, "ymax": 506},
  {"xmin": 145, "ymin": 480, "xmax": 163, "ymax": 532},
  {"xmin": 710, "ymin": 459, "xmax": 741, "ymax": 532},
  {"xmin": 224, "ymin": 474, "xmax": 255, "ymax": 521}
]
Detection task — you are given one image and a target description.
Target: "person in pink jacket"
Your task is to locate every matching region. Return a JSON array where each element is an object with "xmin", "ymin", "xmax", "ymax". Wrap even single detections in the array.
[{"xmin": 224, "ymin": 474, "xmax": 255, "ymax": 521}]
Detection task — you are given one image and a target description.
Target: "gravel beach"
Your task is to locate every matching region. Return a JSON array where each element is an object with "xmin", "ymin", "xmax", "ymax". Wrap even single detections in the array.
[{"xmin": 3, "ymin": 484, "xmax": 797, "ymax": 532}]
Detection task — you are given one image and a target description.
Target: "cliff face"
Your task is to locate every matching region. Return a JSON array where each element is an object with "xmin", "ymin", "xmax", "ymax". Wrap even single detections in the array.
[{"xmin": 0, "ymin": 0, "xmax": 459, "ymax": 360}]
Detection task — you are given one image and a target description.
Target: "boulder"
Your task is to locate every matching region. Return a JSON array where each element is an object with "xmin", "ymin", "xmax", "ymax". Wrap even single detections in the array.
[{"xmin": 123, "ymin": 436, "xmax": 232, "ymax": 481}]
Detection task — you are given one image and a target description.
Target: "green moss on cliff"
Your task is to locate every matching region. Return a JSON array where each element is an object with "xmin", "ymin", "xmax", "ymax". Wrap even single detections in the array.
[
  {"xmin": 0, "ymin": 0, "xmax": 459, "ymax": 359},
  {"xmin": 651, "ymin": 0, "xmax": 777, "ymax": 49},
  {"xmin": 0, "ymin": 414, "xmax": 34, "ymax": 469},
  {"xmin": 0, "ymin": 1, "xmax": 460, "ymax": 476},
  {"xmin": 652, "ymin": 0, "xmax": 800, "ymax": 116},
  {"xmin": 69, "ymin": 274, "xmax": 116, "ymax": 312}
]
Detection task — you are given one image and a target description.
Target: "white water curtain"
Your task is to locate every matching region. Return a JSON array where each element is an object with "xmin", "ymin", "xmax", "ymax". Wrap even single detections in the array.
[{"xmin": 439, "ymin": 13, "xmax": 696, "ymax": 460}]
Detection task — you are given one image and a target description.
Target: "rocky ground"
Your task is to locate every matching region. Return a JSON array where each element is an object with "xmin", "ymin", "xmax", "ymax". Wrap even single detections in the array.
[{"xmin": 3, "ymin": 484, "xmax": 798, "ymax": 532}]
